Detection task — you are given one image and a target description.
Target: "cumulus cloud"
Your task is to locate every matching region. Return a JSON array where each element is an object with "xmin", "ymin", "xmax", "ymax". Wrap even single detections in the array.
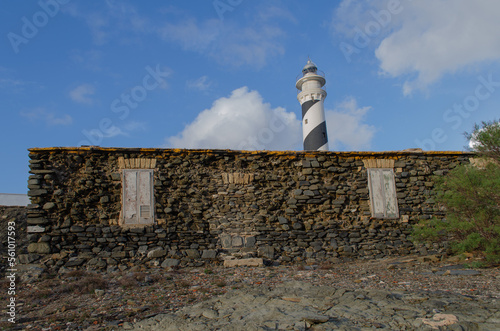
[
  {"xmin": 376, "ymin": 0, "xmax": 500, "ymax": 95},
  {"xmin": 333, "ymin": 0, "xmax": 500, "ymax": 95},
  {"xmin": 325, "ymin": 97, "xmax": 375, "ymax": 151},
  {"xmin": 164, "ymin": 87, "xmax": 301, "ymax": 151},
  {"xmin": 20, "ymin": 108, "xmax": 73, "ymax": 126},
  {"xmin": 165, "ymin": 89, "xmax": 375, "ymax": 151},
  {"xmin": 69, "ymin": 84, "xmax": 96, "ymax": 105}
]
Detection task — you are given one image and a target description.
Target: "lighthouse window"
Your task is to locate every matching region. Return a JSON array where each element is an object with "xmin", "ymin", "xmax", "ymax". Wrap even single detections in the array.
[{"xmin": 304, "ymin": 119, "xmax": 308, "ymax": 124}]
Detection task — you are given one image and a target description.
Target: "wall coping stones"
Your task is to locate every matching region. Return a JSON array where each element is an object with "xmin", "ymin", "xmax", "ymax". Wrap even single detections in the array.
[{"xmin": 28, "ymin": 146, "xmax": 474, "ymax": 159}]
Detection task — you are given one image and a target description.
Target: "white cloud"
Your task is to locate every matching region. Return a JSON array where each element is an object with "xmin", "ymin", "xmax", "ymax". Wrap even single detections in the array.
[
  {"xmin": 187, "ymin": 76, "xmax": 213, "ymax": 92},
  {"xmin": 69, "ymin": 84, "xmax": 96, "ymax": 105},
  {"xmin": 325, "ymin": 97, "xmax": 375, "ymax": 151},
  {"xmin": 20, "ymin": 108, "xmax": 73, "ymax": 126},
  {"xmin": 374, "ymin": 0, "xmax": 500, "ymax": 95},
  {"xmin": 333, "ymin": 0, "xmax": 500, "ymax": 95},
  {"xmin": 158, "ymin": 18, "xmax": 221, "ymax": 53},
  {"xmin": 165, "ymin": 90, "xmax": 374, "ymax": 151},
  {"xmin": 63, "ymin": 1, "xmax": 151, "ymax": 45},
  {"xmin": 164, "ymin": 87, "xmax": 301, "ymax": 150},
  {"xmin": 157, "ymin": 7, "xmax": 291, "ymax": 68}
]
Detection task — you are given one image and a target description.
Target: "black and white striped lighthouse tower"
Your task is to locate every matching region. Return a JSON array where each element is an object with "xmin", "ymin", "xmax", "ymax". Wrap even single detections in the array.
[{"xmin": 296, "ymin": 59, "xmax": 329, "ymax": 151}]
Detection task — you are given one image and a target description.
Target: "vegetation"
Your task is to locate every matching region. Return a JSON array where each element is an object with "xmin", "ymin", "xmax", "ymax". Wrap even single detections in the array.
[{"xmin": 412, "ymin": 120, "xmax": 500, "ymax": 264}]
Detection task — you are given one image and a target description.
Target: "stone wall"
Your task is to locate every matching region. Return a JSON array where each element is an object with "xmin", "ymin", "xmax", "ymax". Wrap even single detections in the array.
[{"xmin": 24, "ymin": 147, "xmax": 472, "ymax": 272}]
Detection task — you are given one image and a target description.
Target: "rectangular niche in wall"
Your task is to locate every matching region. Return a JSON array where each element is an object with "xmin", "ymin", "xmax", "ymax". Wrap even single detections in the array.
[
  {"xmin": 122, "ymin": 169, "xmax": 154, "ymax": 225},
  {"xmin": 367, "ymin": 168, "xmax": 399, "ymax": 219}
]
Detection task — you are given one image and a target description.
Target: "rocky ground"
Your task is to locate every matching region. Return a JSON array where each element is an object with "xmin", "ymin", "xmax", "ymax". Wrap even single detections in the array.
[
  {"xmin": 1, "ymin": 207, "xmax": 499, "ymax": 330},
  {"xmin": 1, "ymin": 256, "xmax": 498, "ymax": 330}
]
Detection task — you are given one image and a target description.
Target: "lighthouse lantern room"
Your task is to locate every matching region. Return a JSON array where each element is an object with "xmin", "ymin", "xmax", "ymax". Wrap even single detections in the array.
[{"xmin": 296, "ymin": 59, "xmax": 329, "ymax": 151}]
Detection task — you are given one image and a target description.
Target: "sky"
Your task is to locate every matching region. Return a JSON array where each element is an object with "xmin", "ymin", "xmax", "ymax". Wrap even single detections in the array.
[{"xmin": 1, "ymin": 0, "xmax": 500, "ymax": 194}]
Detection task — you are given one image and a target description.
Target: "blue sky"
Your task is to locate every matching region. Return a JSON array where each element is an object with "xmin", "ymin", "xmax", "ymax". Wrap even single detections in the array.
[{"xmin": 1, "ymin": 0, "xmax": 500, "ymax": 194}]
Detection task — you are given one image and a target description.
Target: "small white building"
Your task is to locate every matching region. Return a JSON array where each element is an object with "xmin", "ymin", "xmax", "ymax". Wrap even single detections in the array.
[{"xmin": 0, "ymin": 193, "xmax": 30, "ymax": 206}]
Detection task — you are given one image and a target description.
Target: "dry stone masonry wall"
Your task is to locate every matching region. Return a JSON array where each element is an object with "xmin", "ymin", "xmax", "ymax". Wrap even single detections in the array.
[{"xmin": 24, "ymin": 147, "xmax": 472, "ymax": 272}]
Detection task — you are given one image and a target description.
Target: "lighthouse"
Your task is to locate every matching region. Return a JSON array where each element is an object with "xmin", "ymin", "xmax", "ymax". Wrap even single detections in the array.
[{"xmin": 296, "ymin": 59, "xmax": 329, "ymax": 151}]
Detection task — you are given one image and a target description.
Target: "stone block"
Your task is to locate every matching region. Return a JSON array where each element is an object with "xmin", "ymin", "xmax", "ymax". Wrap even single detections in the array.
[
  {"xmin": 70, "ymin": 225, "xmax": 84, "ymax": 233},
  {"xmin": 258, "ymin": 246, "xmax": 275, "ymax": 259},
  {"xmin": 65, "ymin": 258, "xmax": 85, "ymax": 267},
  {"xmin": 231, "ymin": 236, "xmax": 244, "ymax": 247},
  {"xmin": 28, "ymin": 189, "xmax": 48, "ymax": 196},
  {"xmin": 278, "ymin": 217, "xmax": 288, "ymax": 224},
  {"xmin": 245, "ymin": 236, "xmax": 256, "ymax": 247},
  {"xmin": 43, "ymin": 202, "xmax": 56, "ymax": 210},
  {"xmin": 147, "ymin": 248, "xmax": 166, "ymax": 259},
  {"xmin": 27, "ymin": 226, "xmax": 45, "ymax": 233},
  {"xmin": 184, "ymin": 249, "xmax": 200, "ymax": 259},
  {"xmin": 112, "ymin": 251, "xmax": 127, "ymax": 259},
  {"xmin": 223, "ymin": 258, "xmax": 264, "ymax": 268},
  {"xmin": 201, "ymin": 250, "xmax": 217, "ymax": 259},
  {"xmin": 161, "ymin": 258, "xmax": 180, "ymax": 268},
  {"xmin": 27, "ymin": 218, "xmax": 48, "ymax": 225},
  {"xmin": 27, "ymin": 242, "xmax": 51, "ymax": 254},
  {"xmin": 18, "ymin": 254, "xmax": 40, "ymax": 264},
  {"xmin": 221, "ymin": 235, "xmax": 232, "ymax": 249}
]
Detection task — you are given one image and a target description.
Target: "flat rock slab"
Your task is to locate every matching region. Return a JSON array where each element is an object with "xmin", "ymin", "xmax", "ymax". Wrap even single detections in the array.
[
  {"xmin": 223, "ymin": 258, "xmax": 264, "ymax": 268},
  {"xmin": 126, "ymin": 281, "xmax": 499, "ymax": 331}
]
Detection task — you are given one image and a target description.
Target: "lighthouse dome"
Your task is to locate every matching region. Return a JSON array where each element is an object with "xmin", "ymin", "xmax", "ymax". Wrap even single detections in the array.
[{"xmin": 302, "ymin": 59, "xmax": 318, "ymax": 75}]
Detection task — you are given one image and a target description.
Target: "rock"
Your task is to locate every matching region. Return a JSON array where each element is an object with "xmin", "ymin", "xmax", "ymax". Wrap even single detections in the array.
[
  {"xmin": 418, "ymin": 313, "xmax": 458, "ymax": 329},
  {"xmin": 18, "ymin": 254, "xmax": 40, "ymax": 264},
  {"xmin": 147, "ymin": 248, "xmax": 166, "ymax": 259},
  {"xmin": 65, "ymin": 258, "xmax": 85, "ymax": 267},
  {"xmin": 94, "ymin": 289, "xmax": 105, "ymax": 296},
  {"xmin": 161, "ymin": 258, "xmax": 180, "ymax": 268},
  {"xmin": 223, "ymin": 258, "xmax": 264, "ymax": 267},
  {"xmin": 70, "ymin": 225, "xmax": 84, "ymax": 233},
  {"xmin": 201, "ymin": 250, "xmax": 217, "ymax": 259},
  {"xmin": 258, "ymin": 246, "xmax": 275, "ymax": 259},
  {"xmin": 303, "ymin": 315, "xmax": 329, "ymax": 324},
  {"xmin": 27, "ymin": 189, "xmax": 47, "ymax": 196},
  {"xmin": 184, "ymin": 249, "xmax": 200, "ymax": 259},
  {"xmin": 27, "ymin": 225, "xmax": 45, "ymax": 233},
  {"xmin": 42, "ymin": 202, "xmax": 56, "ymax": 210},
  {"xmin": 27, "ymin": 242, "xmax": 51, "ymax": 254},
  {"xmin": 202, "ymin": 309, "xmax": 219, "ymax": 319},
  {"xmin": 19, "ymin": 265, "xmax": 45, "ymax": 282}
]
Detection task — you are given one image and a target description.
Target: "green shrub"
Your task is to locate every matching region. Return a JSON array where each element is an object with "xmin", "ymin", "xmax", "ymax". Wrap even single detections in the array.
[{"xmin": 413, "ymin": 121, "xmax": 500, "ymax": 264}]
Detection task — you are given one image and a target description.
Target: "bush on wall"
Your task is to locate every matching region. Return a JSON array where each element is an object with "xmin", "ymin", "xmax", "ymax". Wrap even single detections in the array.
[{"xmin": 412, "ymin": 120, "xmax": 500, "ymax": 263}]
